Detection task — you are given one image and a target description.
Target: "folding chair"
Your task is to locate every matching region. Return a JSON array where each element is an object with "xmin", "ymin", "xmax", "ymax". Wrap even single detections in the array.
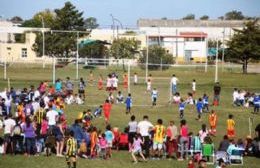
[
  {"xmin": 202, "ymin": 144, "xmax": 215, "ymax": 164},
  {"xmin": 229, "ymin": 149, "xmax": 244, "ymax": 165}
]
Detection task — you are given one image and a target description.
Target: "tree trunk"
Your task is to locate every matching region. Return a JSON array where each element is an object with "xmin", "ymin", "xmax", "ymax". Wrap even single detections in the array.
[{"xmin": 242, "ymin": 59, "xmax": 248, "ymax": 74}]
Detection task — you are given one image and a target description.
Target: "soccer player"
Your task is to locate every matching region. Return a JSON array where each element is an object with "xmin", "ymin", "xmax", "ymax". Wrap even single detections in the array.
[
  {"xmin": 179, "ymin": 99, "xmax": 185, "ymax": 119},
  {"xmin": 151, "ymin": 88, "xmax": 158, "ymax": 106},
  {"xmin": 208, "ymin": 110, "xmax": 217, "ymax": 136},
  {"xmin": 103, "ymin": 99, "xmax": 112, "ymax": 125},
  {"xmin": 192, "ymin": 79, "xmax": 196, "ymax": 96},
  {"xmin": 125, "ymin": 93, "xmax": 132, "ymax": 114},
  {"xmin": 133, "ymin": 72, "xmax": 138, "ymax": 85},
  {"xmin": 152, "ymin": 119, "xmax": 166, "ymax": 159},
  {"xmin": 253, "ymin": 94, "xmax": 260, "ymax": 113},
  {"xmin": 202, "ymin": 94, "xmax": 209, "ymax": 113},
  {"xmin": 66, "ymin": 131, "xmax": 77, "ymax": 168},
  {"xmin": 78, "ymin": 77, "xmax": 86, "ymax": 101},
  {"xmin": 123, "ymin": 74, "xmax": 128, "ymax": 89},
  {"xmin": 196, "ymin": 98, "xmax": 203, "ymax": 121},
  {"xmin": 227, "ymin": 114, "xmax": 235, "ymax": 138},
  {"xmin": 98, "ymin": 75, "xmax": 103, "ymax": 90}
]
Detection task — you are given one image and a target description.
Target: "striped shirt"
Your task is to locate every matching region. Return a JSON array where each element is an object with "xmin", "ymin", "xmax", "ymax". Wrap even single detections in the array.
[{"xmin": 66, "ymin": 137, "xmax": 77, "ymax": 156}]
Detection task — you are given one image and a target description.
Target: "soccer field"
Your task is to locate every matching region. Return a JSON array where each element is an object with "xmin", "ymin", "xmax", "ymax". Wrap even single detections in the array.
[{"xmin": 0, "ymin": 64, "xmax": 260, "ymax": 168}]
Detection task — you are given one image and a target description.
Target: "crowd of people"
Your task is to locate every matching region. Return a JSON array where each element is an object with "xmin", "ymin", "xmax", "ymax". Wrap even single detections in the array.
[{"xmin": 0, "ymin": 72, "xmax": 259, "ymax": 168}]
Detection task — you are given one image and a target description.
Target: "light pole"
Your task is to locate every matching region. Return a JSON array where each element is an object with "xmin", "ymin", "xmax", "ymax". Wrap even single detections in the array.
[
  {"xmin": 110, "ymin": 14, "xmax": 123, "ymax": 40},
  {"xmin": 222, "ymin": 28, "xmax": 225, "ymax": 72},
  {"xmin": 110, "ymin": 14, "xmax": 115, "ymax": 41},
  {"xmin": 76, "ymin": 32, "xmax": 79, "ymax": 80},
  {"xmin": 215, "ymin": 39, "xmax": 219, "ymax": 82},
  {"xmin": 145, "ymin": 34, "xmax": 149, "ymax": 82},
  {"xmin": 40, "ymin": 15, "xmax": 45, "ymax": 68}
]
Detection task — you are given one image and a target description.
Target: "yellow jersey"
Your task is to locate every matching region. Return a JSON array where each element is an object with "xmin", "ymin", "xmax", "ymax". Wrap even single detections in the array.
[
  {"xmin": 154, "ymin": 125, "xmax": 166, "ymax": 143},
  {"xmin": 227, "ymin": 119, "xmax": 235, "ymax": 130},
  {"xmin": 66, "ymin": 137, "xmax": 77, "ymax": 156}
]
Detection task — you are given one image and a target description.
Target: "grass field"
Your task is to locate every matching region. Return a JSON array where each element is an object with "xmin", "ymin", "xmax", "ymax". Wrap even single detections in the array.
[{"xmin": 0, "ymin": 64, "xmax": 260, "ymax": 168}]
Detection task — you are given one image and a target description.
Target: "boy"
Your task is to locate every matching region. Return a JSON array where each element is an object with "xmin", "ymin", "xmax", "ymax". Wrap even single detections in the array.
[
  {"xmin": 116, "ymin": 91, "xmax": 124, "ymax": 104},
  {"xmin": 151, "ymin": 88, "xmax": 158, "ymax": 106},
  {"xmin": 253, "ymin": 94, "xmax": 260, "ymax": 113},
  {"xmin": 152, "ymin": 119, "xmax": 166, "ymax": 159},
  {"xmin": 208, "ymin": 110, "xmax": 217, "ymax": 136},
  {"xmin": 227, "ymin": 114, "xmax": 235, "ymax": 138},
  {"xmin": 134, "ymin": 72, "xmax": 138, "ymax": 85},
  {"xmin": 192, "ymin": 79, "xmax": 196, "ymax": 96},
  {"xmin": 196, "ymin": 98, "xmax": 203, "ymax": 121},
  {"xmin": 125, "ymin": 93, "xmax": 132, "ymax": 114},
  {"xmin": 179, "ymin": 99, "xmax": 185, "ymax": 119},
  {"xmin": 93, "ymin": 105, "xmax": 103, "ymax": 118},
  {"xmin": 202, "ymin": 94, "xmax": 209, "ymax": 113},
  {"xmin": 66, "ymin": 131, "xmax": 77, "ymax": 168}
]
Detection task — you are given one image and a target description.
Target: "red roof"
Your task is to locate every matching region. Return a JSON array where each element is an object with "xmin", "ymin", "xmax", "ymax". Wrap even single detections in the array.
[{"xmin": 179, "ymin": 32, "xmax": 207, "ymax": 38}]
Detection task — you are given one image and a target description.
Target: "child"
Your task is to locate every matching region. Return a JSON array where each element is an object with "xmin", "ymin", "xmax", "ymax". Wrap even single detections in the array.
[
  {"xmin": 105, "ymin": 125, "xmax": 114, "ymax": 158},
  {"xmin": 179, "ymin": 99, "xmax": 186, "ymax": 119},
  {"xmin": 131, "ymin": 134, "xmax": 147, "ymax": 164},
  {"xmin": 152, "ymin": 119, "xmax": 166, "ymax": 159},
  {"xmin": 202, "ymin": 94, "xmax": 209, "ymax": 113},
  {"xmin": 75, "ymin": 94, "xmax": 83, "ymax": 105},
  {"xmin": 78, "ymin": 139, "xmax": 88, "ymax": 158},
  {"xmin": 151, "ymin": 88, "xmax": 158, "ymax": 106},
  {"xmin": 123, "ymin": 74, "xmax": 128, "ymax": 89},
  {"xmin": 90, "ymin": 127, "xmax": 98, "ymax": 158},
  {"xmin": 93, "ymin": 105, "xmax": 103, "ymax": 118},
  {"xmin": 66, "ymin": 131, "xmax": 77, "ymax": 168},
  {"xmin": 253, "ymin": 94, "xmax": 260, "ymax": 113},
  {"xmin": 125, "ymin": 93, "xmax": 132, "ymax": 114},
  {"xmin": 208, "ymin": 110, "xmax": 217, "ymax": 136},
  {"xmin": 173, "ymin": 92, "xmax": 181, "ymax": 104},
  {"xmin": 89, "ymin": 71, "xmax": 94, "ymax": 86},
  {"xmin": 116, "ymin": 91, "xmax": 124, "ymax": 104},
  {"xmin": 103, "ymin": 99, "xmax": 112, "ymax": 125},
  {"xmin": 196, "ymin": 98, "xmax": 203, "ymax": 121},
  {"xmin": 192, "ymin": 79, "xmax": 196, "ymax": 96},
  {"xmin": 227, "ymin": 114, "xmax": 235, "ymax": 138},
  {"xmin": 78, "ymin": 77, "xmax": 86, "ymax": 101},
  {"xmin": 134, "ymin": 72, "xmax": 138, "ymax": 85},
  {"xmin": 147, "ymin": 79, "xmax": 151, "ymax": 92},
  {"xmin": 108, "ymin": 92, "xmax": 114, "ymax": 104},
  {"xmin": 98, "ymin": 75, "xmax": 103, "ymax": 90},
  {"xmin": 99, "ymin": 133, "xmax": 107, "ymax": 159}
]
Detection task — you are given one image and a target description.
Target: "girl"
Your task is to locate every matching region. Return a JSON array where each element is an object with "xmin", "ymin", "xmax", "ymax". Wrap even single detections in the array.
[
  {"xmin": 90, "ymin": 127, "xmax": 98, "ymax": 158},
  {"xmin": 103, "ymin": 99, "xmax": 112, "ymax": 125},
  {"xmin": 54, "ymin": 120, "xmax": 64, "ymax": 157},
  {"xmin": 99, "ymin": 133, "xmax": 107, "ymax": 159},
  {"xmin": 105, "ymin": 125, "xmax": 114, "ymax": 158},
  {"xmin": 131, "ymin": 134, "xmax": 147, "ymax": 164}
]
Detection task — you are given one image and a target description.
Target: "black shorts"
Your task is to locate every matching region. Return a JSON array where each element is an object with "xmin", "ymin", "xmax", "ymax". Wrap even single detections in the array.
[
  {"xmin": 78, "ymin": 89, "xmax": 85, "ymax": 94},
  {"xmin": 4, "ymin": 134, "xmax": 12, "ymax": 143},
  {"xmin": 128, "ymin": 132, "xmax": 136, "ymax": 144}
]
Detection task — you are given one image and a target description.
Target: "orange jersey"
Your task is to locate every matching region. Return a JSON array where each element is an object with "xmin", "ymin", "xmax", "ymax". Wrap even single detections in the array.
[
  {"xmin": 227, "ymin": 119, "xmax": 235, "ymax": 130},
  {"xmin": 90, "ymin": 131, "xmax": 98, "ymax": 144},
  {"xmin": 98, "ymin": 78, "xmax": 103, "ymax": 89},
  {"xmin": 209, "ymin": 113, "xmax": 217, "ymax": 127}
]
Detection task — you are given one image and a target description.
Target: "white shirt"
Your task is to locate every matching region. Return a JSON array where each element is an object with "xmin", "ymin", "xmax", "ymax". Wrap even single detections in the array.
[
  {"xmin": 32, "ymin": 101, "xmax": 40, "ymax": 112},
  {"xmin": 171, "ymin": 77, "xmax": 178, "ymax": 85},
  {"xmin": 5, "ymin": 97, "xmax": 12, "ymax": 107},
  {"xmin": 34, "ymin": 90, "xmax": 41, "ymax": 99},
  {"xmin": 137, "ymin": 120, "xmax": 153, "ymax": 136},
  {"xmin": 3, "ymin": 118, "xmax": 16, "ymax": 134},
  {"xmin": 128, "ymin": 121, "xmax": 138, "ymax": 133},
  {"xmin": 147, "ymin": 81, "xmax": 151, "ymax": 91},
  {"xmin": 192, "ymin": 82, "xmax": 196, "ymax": 91},
  {"xmin": 134, "ymin": 75, "xmax": 138, "ymax": 83},
  {"xmin": 46, "ymin": 110, "xmax": 59, "ymax": 126},
  {"xmin": 199, "ymin": 130, "xmax": 209, "ymax": 143},
  {"xmin": 114, "ymin": 78, "xmax": 118, "ymax": 88},
  {"xmin": 233, "ymin": 91, "xmax": 239, "ymax": 102}
]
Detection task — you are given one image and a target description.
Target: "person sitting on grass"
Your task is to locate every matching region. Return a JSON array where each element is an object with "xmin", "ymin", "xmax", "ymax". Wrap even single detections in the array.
[
  {"xmin": 116, "ymin": 91, "xmax": 124, "ymax": 104},
  {"xmin": 93, "ymin": 105, "xmax": 103, "ymax": 118},
  {"xmin": 131, "ymin": 133, "xmax": 147, "ymax": 164}
]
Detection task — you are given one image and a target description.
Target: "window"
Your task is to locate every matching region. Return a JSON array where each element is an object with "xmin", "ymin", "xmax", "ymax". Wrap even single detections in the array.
[{"xmin": 21, "ymin": 48, "xmax": 27, "ymax": 58}]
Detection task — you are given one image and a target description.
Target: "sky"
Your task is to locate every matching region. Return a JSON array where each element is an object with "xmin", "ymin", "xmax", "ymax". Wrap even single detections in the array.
[{"xmin": 1, "ymin": 0, "xmax": 260, "ymax": 28}]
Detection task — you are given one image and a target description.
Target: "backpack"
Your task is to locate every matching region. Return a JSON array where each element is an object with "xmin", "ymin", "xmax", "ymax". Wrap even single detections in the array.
[{"xmin": 13, "ymin": 125, "xmax": 22, "ymax": 135}]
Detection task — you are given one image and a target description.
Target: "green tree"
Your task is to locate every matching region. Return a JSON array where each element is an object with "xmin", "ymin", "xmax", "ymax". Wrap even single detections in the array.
[
  {"xmin": 200, "ymin": 15, "xmax": 209, "ymax": 20},
  {"xmin": 110, "ymin": 38, "xmax": 138, "ymax": 71},
  {"xmin": 84, "ymin": 17, "xmax": 99, "ymax": 30},
  {"xmin": 182, "ymin": 14, "xmax": 195, "ymax": 20},
  {"xmin": 30, "ymin": 2, "xmax": 87, "ymax": 58},
  {"xmin": 139, "ymin": 45, "xmax": 174, "ymax": 70},
  {"xmin": 225, "ymin": 10, "xmax": 244, "ymax": 20},
  {"xmin": 226, "ymin": 19, "xmax": 260, "ymax": 73},
  {"xmin": 79, "ymin": 42, "xmax": 108, "ymax": 59}
]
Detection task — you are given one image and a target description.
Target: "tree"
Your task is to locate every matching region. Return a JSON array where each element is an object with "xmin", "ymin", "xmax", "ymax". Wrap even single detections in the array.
[
  {"xmin": 182, "ymin": 14, "xmax": 195, "ymax": 20},
  {"xmin": 79, "ymin": 42, "xmax": 108, "ymax": 59},
  {"xmin": 226, "ymin": 19, "xmax": 260, "ymax": 73},
  {"xmin": 200, "ymin": 15, "xmax": 209, "ymax": 20},
  {"xmin": 84, "ymin": 17, "xmax": 99, "ymax": 30},
  {"xmin": 225, "ymin": 10, "xmax": 244, "ymax": 20},
  {"xmin": 139, "ymin": 45, "xmax": 174, "ymax": 70},
  {"xmin": 110, "ymin": 38, "xmax": 138, "ymax": 71},
  {"xmin": 28, "ymin": 2, "xmax": 87, "ymax": 58}
]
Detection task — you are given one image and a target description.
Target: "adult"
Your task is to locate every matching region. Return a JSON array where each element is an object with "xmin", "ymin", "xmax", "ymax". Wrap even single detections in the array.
[
  {"xmin": 137, "ymin": 115, "xmax": 153, "ymax": 157},
  {"xmin": 70, "ymin": 119, "xmax": 84, "ymax": 145},
  {"xmin": 178, "ymin": 119, "xmax": 189, "ymax": 161},
  {"xmin": 22, "ymin": 117, "xmax": 36, "ymax": 156},
  {"xmin": 166, "ymin": 121, "xmax": 178, "ymax": 158},
  {"xmin": 213, "ymin": 82, "xmax": 221, "ymax": 106},
  {"xmin": 65, "ymin": 77, "xmax": 74, "ymax": 95},
  {"xmin": 53, "ymin": 120, "xmax": 64, "ymax": 157},
  {"xmin": 218, "ymin": 135, "xmax": 230, "ymax": 151},
  {"xmin": 170, "ymin": 74, "xmax": 179, "ymax": 95},
  {"xmin": 3, "ymin": 114, "xmax": 16, "ymax": 154},
  {"xmin": 46, "ymin": 105, "xmax": 59, "ymax": 130},
  {"xmin": 128, "ymin": 115, "xmax": 138, "ymax": 151},
  {"xmin": 12, "ymin": 118, "xmax": 24, "ymax": 154}
]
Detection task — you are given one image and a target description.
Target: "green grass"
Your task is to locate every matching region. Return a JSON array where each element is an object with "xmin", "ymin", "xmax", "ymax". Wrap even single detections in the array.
[{"xmin": 0, "ymin": 64, "xmax": 260, "ymax": 168}]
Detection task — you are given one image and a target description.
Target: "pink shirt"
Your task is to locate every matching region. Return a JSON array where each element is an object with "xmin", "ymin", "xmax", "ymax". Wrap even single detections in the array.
[
  {"xmin": 41, "ymin": 120, "xmax": 48, "ymax": 135},
  {"xmin": 99, "ymin": 138, "xmax": 107, "ymax": 149},
  {"xmin": 180, "ymin": 125, "xmax": 188, "ymax": 137}
]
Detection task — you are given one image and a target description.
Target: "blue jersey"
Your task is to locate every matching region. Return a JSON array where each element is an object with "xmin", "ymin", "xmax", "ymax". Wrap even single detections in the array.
[
  {"xmin": 125, "ymin": 97, "xmax": 132, "ymax": 107},
  {"xmin": 254, "ymin": 96, "xmax": 260, "ymax": 107},
  {"xmin": 105, "ymin": 130, "xmax": 114, "ymax": 143},
  {"xmin": 179, "ymin": 102, "xmax": 185, "ymax": 111},
  {"xmin": 203, "ymin": 96, "xmax": 209, "ymax": 105},
  {"xmin": 196, "ymin": 101, "xmax": 203, "ymax": 112}
]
